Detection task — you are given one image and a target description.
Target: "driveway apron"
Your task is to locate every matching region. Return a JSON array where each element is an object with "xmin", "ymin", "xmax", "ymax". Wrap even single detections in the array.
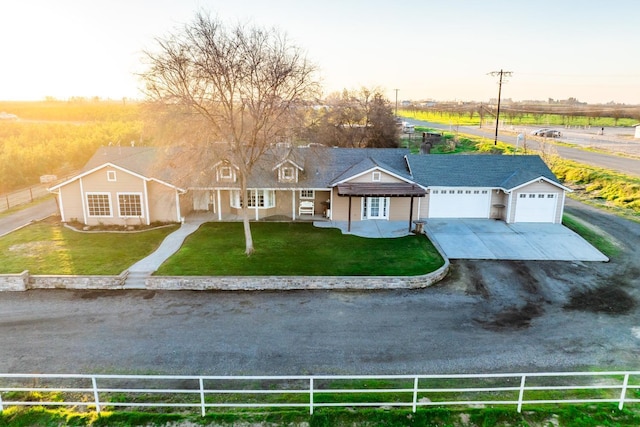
[{"xmin": 425, "ymin": 219, "xmax": 608, "ymax": 261}]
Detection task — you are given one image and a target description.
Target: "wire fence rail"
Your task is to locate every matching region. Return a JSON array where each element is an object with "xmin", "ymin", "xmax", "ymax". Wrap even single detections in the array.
[
  {"xmin": 0, "ymin": 184, "xmax": 51, "ymax": 212},
  {"xmin": 0, "ymin": 371, "xmax": 639, "ymax": 416}
]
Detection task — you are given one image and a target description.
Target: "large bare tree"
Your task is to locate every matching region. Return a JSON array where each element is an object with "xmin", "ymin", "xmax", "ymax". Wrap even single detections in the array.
[
  {"xmin": 303, "ymin": 87, "xmax": 399, "ymax": 148},
  {"xmin": 141, "ymin": 12, "xmax": 319, "ymax": 255}
]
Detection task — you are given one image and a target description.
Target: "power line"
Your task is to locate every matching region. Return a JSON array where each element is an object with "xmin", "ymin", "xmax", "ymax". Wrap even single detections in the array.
[{"xmin": 488, "ymin": 70, "xmax": 513, "ymax": 145}]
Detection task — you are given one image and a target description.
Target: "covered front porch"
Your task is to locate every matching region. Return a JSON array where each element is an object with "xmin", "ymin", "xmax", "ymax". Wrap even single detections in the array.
[{"xmin": 185, "ymin": 211, "xmax": 328, "ymax": 223}]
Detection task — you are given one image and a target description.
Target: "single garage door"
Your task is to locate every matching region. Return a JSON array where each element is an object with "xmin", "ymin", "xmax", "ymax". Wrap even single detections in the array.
[
  {"xmin": 514, "ymin": 193, "xmax": 557, "ymax": 223},
  {"xmin": 429, "ymin": 188, "xmax": 491, "ymax": 218}
]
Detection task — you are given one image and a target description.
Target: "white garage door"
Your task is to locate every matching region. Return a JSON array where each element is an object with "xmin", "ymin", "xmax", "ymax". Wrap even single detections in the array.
[
  {"xmin": 514, "ymin": 193, "xmax": 557, "ymax": 223},
  {"xmin": 428, "ymin": 188, "xmax": 491, "ymax": 218}
]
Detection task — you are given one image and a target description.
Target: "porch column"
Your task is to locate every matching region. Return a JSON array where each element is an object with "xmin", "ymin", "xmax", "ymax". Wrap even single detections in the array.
[
  {"xmin": 217, "ymin": 190, "xmax": 222, "ymax": 221},
  {"xmin": 292, "ymin": 189, "xmax": 296, "ymax": 220},
  {"xmin": 408, "ymin": 196, "xmax": 414, "ymax": 232},
  {"xmin": 347, "ymin": 196, "xmax": 352, "ymax": 232}
]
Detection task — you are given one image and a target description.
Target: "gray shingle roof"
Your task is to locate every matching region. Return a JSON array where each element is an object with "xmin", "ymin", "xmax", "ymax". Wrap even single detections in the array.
[
  {"xmin": 406, "ymin": 154, "xmax": 560, "ymax": 189},
  {"xmin": 83, "ymin": 146, "xmax": 157, "ymax": 176},
  {"xmin": 241, "ymin": 147, "xmax": 412, "ymax": 189},
  {"xmin": 80, "ymin": 147, "xmax": 562, "ymax": 192}
]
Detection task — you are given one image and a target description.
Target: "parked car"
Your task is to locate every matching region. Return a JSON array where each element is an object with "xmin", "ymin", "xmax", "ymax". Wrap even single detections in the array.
[
  {"xmin": 0, "ymin": 112, "xmax": 18, "ymax": 120},
  {"xmin": 532, "ymin": 128, "xmax": 561, "ymax": 138}
]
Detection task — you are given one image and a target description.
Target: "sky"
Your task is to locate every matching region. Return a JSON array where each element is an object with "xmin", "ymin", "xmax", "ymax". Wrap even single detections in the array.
[{"xmin": 1, "ymin": 0, "xmax": 639, "ymax": 104}]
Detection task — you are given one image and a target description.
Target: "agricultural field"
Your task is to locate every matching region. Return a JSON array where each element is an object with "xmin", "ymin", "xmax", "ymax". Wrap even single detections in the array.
[{"xmin": 0, "ymin": 100, "xmax": 144, "ymax": 193}]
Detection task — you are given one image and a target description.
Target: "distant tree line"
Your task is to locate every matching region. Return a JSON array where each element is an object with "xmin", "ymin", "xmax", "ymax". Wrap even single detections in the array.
[{"xmin": 403, "ymin": 101, "xmax": 640, "ymax": 127}]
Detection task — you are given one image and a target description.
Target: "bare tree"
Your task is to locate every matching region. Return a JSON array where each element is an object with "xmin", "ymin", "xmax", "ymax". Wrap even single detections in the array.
[
  {"xmin": 141, "ymin": 12, "xmax": 319, "ymax": 255},
  {"xmin": 306, "ymin": 87, "xmax": 399, "ymax": 148}
]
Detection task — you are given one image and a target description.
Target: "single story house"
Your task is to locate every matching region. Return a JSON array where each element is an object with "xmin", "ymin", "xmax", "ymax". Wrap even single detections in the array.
[
  {"xmin": 50, "ymin": 145, "xmax": 570, "ymax": 227},
  {"xmin": 48, "ymin": 147, "xmax": 187, "ymax": 226}
]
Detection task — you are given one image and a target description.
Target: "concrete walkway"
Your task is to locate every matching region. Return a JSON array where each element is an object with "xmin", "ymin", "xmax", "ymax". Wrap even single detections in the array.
[
  {"xmin": 123, "ymin": 216, "xmax": 209, "ymax": 289},
  {"xmin": 313, "ymin": 220, "xmax": 413, "ymax": 238}
]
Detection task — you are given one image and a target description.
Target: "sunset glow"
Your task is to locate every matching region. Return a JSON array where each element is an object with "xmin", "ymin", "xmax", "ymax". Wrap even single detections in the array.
[{"xmin": 2, "ymin": 0, "xmax": 639, "ymax": 104}]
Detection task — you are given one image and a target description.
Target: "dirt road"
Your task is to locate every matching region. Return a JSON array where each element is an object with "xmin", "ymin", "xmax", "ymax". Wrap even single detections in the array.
[{"xmin": 0, "ymin": 199, "xmax": 638, "ymax": 375}]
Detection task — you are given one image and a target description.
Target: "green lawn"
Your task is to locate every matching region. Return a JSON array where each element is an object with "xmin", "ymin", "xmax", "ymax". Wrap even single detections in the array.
[
  {"xmin": 156, "ymin": 222, "xmax": 443, "ymax": 276},
  {"xmin": 0, "ymin": 219, "xmax": 179, "ymax": 275}
]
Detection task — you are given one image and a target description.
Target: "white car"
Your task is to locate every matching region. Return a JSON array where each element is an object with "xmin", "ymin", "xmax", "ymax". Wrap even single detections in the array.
[{"xmin": 0, "ymin": 112, "xmax": 18, "ymax": 120}]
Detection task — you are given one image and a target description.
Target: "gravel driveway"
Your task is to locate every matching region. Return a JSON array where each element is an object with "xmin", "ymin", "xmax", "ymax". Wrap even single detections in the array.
[{"xmin": 0, "ymin": 199, "xmax": 638, "ymax": 375}]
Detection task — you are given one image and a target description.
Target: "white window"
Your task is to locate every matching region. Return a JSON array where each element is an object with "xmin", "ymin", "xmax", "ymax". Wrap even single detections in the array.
[
  {"xmin": 231, "ymin": 190, "xmax": 275, "ymax": 209},
  {"xmin": 372, "ymin": 171, "xmax": 381, "ymax": 182},
  {"xmin": 219, "ymin": 166, "xmax": 232, "ymax": 179},
  {"xmin": 230, "ymin": 191, "xmax": 242, "ymax": 208},
  {"xmin": 547, "ymin": 194, "xmax": 555, "ymax": 198},
  {"xmin": 300, "ymin": 190, "xmax": 314, "ymax": 199},
  {"xmin": 118, "ymin": 193, "xmax": 143, "ymax": 217},
  {"xmin": 465, "ymin": 190, "xmax": 471, "ymax": 194},
  {"xmin": 457, "ymin": 190, "xmax": 463, "ymax": 194},
  {"xmin": 449, "ymin": 190, "xmax": 455, "ymax": 194},
  {"xmin": 481, "ymin": 190, "xmax": 488, "ymax": 194},
  {"xmin": 107, "ymin": 170, "xmax": 116, "ymax": 182},
  {"xmin": 529, "ymin": 194, "xmax": 536, "ymax": 198},
  {"xmin": 282, "ymin": 167, "xmax": 295, "ymax": 180},
  {"xmin": 86, "ymin": 193, "xmax": 111, "ymax": 217},
  {"xmin": 432, "ymin": 190, "xmax": 439, "ymax": 194},
  {"xmin": 473, "ymin": 190, "xmax": 480, "ymax": 194}
]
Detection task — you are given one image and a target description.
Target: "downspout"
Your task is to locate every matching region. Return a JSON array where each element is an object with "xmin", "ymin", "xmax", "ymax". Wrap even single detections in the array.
[{"xmin": 506, "ymin": 191, "xmax": 513, "ymax": 223}]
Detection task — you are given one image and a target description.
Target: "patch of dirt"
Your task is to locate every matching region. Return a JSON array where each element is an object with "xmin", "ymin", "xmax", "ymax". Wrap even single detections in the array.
[
  {"xmin": 564, "ymin": 285, "xmax": 636, "ymax": 314},
  {"xmin": 476, "ymin": 302, "xmax": 545, "ymax": 331},
  {"xmin": 8, "ymin": 241, "xmax": 57, "ymax": 256}
]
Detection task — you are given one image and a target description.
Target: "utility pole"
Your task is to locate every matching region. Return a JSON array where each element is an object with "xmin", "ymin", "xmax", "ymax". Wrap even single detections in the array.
[
  {"xmin": 488, "ymin": 70, "xmax": 512, "ymax": 145},
  {"xmin": 394, "ymin": 88, "xmax": 399, "ymax": 117}
]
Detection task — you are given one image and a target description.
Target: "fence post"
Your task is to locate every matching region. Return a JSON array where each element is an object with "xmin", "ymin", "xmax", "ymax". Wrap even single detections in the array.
[
  {"xmin": 29, "ymin": 188, "xmax": 33, "ymax": 202},
  {"xmin": 0, "ymin": 390, "xmax": 3, "ymax": 412},
  {"xmin": 199, "ymin": 377, "xmax": 206, "ymax": 416},
  {"xmin": 412, "ymin": 376, "xmax": 419, "ymax": 413},
  {"xmin": 309, "ymin": 377, "xmax": 314, "ymax": 415},
  {"xmin": 619, "ymin": 373, "xmax": 629, "ymax": 410},
  {"xmin": 517, "ymin": 375, "xmax": 526, "ymax": 413},
  {"xmin": 91, "ymin": 376, "xmax": 101, "ymax": 414}
]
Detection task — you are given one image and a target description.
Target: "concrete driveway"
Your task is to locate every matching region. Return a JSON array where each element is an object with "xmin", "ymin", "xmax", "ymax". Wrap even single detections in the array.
[{"xmin": 425, "ymin": 219, "xmax": 608, "ymax": 261}]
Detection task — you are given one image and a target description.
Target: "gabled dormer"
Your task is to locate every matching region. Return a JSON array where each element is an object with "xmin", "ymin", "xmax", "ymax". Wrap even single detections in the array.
[
  {"xmin": 213, "ymin": 160, "xmax": 238, "ymax": 183},
  {"xmin": 273, "ymin": 159, "xmax": 304, "ymax": 183}
]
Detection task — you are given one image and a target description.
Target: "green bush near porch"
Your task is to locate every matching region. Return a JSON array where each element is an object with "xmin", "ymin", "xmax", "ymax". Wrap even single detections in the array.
[{"xmin": 155, "ymin": 222, "xmax": 444, "ymax": 276}]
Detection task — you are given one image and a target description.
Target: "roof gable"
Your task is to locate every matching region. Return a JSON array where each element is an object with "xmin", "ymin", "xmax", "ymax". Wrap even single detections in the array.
[{"xmin": 50, "ymin": 146, "xmax": 184, "ymax": 192}]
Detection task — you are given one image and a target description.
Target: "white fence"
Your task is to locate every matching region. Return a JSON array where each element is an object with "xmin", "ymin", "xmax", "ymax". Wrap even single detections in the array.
[{"xmin": 0, "ymin": 371, "xmax": 638, "ymax": 416}]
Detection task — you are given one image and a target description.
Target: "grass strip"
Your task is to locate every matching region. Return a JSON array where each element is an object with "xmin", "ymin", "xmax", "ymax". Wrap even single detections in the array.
[{"xmin": 0, "ymin": 220, "xmax": 178, "ymax": 275}]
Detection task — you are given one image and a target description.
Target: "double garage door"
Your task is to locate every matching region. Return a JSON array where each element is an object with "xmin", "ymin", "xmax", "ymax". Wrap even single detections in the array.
[{"xmin": 428, "ymin": 188, "xmax": 491, "ymax": 218}]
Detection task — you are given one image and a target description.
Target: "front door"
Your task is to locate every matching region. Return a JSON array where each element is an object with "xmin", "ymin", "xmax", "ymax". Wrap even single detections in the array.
[{"xmin": 363, "ymin": 197, "xmax": 389, "ymax": 219}]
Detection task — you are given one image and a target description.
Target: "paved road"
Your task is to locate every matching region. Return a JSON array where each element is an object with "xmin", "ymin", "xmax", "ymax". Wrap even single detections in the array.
[
  {"xmin": 0, "ymin": 197, "xmax": 57, "ymax": 237},
  {"xmin": 0, "ymin": 200, "xmax": 638, "ymax": 376},
  {"xmin": 405, "ymin": 119, "xmax": 640, "ymax": 177}
]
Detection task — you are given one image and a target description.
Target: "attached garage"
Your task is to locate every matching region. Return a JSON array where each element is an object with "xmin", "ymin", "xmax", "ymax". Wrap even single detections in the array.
[
  {"xmin": 513, "ymin": 192, "xmax": 558, "ymax": 223},
  {"xmin": 428, "ymin": 187, "xmax": 491, "ymax": 218}
]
